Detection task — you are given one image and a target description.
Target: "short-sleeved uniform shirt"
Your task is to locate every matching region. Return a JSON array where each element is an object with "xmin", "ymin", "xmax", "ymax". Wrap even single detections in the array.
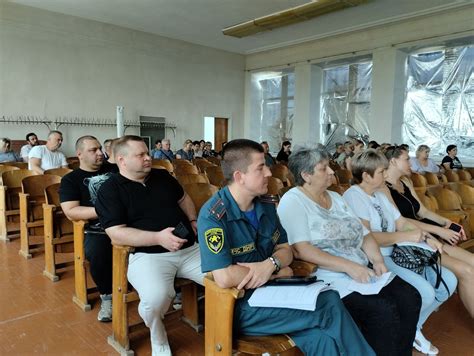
[
  {"xmin": 59, "ymin": 164, "xmax": 118, "ymax": 229},
  {"xmin": 28, "ymin": 145, "xmax": 67, "ymax": 170},
  {"xmin": 197, "ymin": 186, "xmax": 288, "ymax": 300},
  {"xmin": 95, "ymin": 169, "xmax": 195, "ymax": 254}
]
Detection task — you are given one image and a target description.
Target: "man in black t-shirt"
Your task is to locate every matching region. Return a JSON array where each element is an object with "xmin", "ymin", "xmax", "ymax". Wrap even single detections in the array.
[
  {"xmin": 60, "ymin": 135, "xmax": 118, "ymax": 322},
  {"xmin": 95, "ymin": 135, "xmax": 203, "ymax": 356}
]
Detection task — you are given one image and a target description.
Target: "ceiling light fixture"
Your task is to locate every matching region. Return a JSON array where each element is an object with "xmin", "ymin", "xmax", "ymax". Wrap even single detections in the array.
[{"xmin": 223, "ymin": 0, "xmax": 368, "ymax": 38}]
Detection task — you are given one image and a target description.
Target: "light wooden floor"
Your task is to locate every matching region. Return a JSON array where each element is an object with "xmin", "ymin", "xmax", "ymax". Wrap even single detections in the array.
[{"xmin": 0, "ymin": 238, "xmax": 472, "ymax": 355}]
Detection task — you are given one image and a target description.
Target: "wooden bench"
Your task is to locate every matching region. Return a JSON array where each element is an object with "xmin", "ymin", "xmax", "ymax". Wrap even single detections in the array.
[
  {"xmin": 42, "ymin": 183, "xmax": 75, "ymax": 281},
  {"xmin": 108, "ymin": 245, "xmax": 202, "ymax": 355},
  {"xmin": 19, "ymin": 174, "xmax": 62, "ymax": 258},
  {"xmin": 204, "ymin": 260, "xmax": 315, "ymax": 356}
]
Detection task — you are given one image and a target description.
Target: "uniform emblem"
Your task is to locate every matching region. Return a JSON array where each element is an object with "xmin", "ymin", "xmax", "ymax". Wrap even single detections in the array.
[{"xmin": 205, "ymin": 228, "xmax": 224, "ymax": 254}]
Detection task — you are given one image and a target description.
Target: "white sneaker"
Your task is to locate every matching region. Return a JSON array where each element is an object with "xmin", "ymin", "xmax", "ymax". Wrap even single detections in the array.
[
  {"xmin": 97, "ymin": 294, "xmax": 112, "ymax": 322},
  {"xmin": 413, "ymin": 330, "xmax": 439, "ymax": 355},
  {"xmin": 152, "ymin": 343, "xmax": 172, "ymax": 356}
]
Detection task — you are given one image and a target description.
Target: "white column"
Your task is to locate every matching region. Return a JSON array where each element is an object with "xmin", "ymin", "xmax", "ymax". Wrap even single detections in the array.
[
  {"xmin": 370, "ymin": 48, "xmax": 407, "ymax": 144},
  {"xmin": 293, "ymin": 63, "xmax": 322, "ymax": 145},
  {"xmin": 116, "ymin": 106, "xmax": 124, "ymax": 138}
]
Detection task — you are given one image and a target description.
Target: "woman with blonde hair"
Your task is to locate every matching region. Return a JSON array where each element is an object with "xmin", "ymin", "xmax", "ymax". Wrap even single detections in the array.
[{"xmin": 410, "ymin": 145, "xmax": 440, "ymax": 174}]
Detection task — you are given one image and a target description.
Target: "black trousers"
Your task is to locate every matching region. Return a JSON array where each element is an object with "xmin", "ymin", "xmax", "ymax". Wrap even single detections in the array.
[
  {"xmin": 84, "ymin": 232, "xmax": 113, "ymax": 295},
  {"xmin": 342, "ymin": 276, "xmax": 421, "ymax": 356}
]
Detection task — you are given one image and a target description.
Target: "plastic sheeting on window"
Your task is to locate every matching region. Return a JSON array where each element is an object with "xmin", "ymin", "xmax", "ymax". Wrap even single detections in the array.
[
  {"xmin": 403, "ymin": 46, "xmax": 474, "ymax": 160},
  {"xmin": 320, "ymin": 62, "xmax": 372, "ymax": 151},
  {"xmin": 249, "ymin": 69, "xmax": 294, "ymax": 153}
]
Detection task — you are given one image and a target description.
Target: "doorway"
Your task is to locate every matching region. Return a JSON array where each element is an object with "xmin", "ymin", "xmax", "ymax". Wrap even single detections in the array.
[{"xmin": 204, "ymin": 117, "xmax": 228, "ymax": 153}]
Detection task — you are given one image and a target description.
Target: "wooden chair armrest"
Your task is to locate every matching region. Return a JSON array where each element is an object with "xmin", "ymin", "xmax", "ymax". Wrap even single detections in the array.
[
  {"xmin": 290, "ymin": 260, "xmax": 318, "ymax": 276},
  {"xmin": 204, "ymin": 273, "xmax": 244, "ymax": 299}
]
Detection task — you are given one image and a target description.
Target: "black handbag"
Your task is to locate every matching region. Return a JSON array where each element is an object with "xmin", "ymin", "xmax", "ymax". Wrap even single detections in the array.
[{"xmin": 391, "ymin": 244, "xmax": 449, "ymax": 300}]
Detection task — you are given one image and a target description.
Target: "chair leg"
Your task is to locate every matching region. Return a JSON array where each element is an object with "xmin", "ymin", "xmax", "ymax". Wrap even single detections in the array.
[
  {"xmin": 73, "ymin": 221, "xmax": 91, "ymax": 311},
  {"xmin": 43, "ymin": 205, "xmax": 58, "ymax": 281},
  {"xmin": 19, "ymin": 194, "xmax": 31, "ymax": 259},
  {"xmin": 181, "ymin": 282, "xmax": 203, "ymax": 332}
]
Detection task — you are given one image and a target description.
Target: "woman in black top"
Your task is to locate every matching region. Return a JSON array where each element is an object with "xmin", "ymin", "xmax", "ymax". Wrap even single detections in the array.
[
  {"xmin": 441, "ymin": 144, "xmax": 463, "ymax": 170},
  {"xmin": 276, "ymin": 141, "xmax": 291, "ymax": 163},
  {"xmin": 382, "ymin": 145, "xmax": 474, "ymax": 318}
]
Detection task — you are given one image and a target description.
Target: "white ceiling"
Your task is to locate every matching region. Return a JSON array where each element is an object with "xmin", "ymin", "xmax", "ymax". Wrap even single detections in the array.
[{"xmin": 10, "ymin": 0, "xmax": 474, "ymax": 54}]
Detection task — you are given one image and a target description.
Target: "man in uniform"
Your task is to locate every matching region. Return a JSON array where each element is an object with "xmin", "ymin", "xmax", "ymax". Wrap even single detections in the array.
[
  {"xmin": 60, "ymin": 135, "xmax": 117, "ymax": 322},
  {"xmin": 197, "ymin": 139, "xmax": 374, "ymax": 356},
  {"xmin": 95, "ymin": 135, "xmax": 203, "ymax": 356}
]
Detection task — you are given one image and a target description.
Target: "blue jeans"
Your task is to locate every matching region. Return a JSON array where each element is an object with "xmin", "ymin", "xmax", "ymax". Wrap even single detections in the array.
[
  {"xmin": 236, "ymin": 290, "xmax": 375, "ymax": 356},
  {"xmin": 384, "ymin": 256, "xmax": 457, "ymax": 329}
]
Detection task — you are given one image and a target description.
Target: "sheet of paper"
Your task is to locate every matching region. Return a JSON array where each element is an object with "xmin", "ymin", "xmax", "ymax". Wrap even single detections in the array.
[
  {"xmin": 248, "ymin": 282, "xmax": 332, "ymax": 311},
  {"xmin": 347, "ymin": 272, "xmax": 393, "ymax": 295}
]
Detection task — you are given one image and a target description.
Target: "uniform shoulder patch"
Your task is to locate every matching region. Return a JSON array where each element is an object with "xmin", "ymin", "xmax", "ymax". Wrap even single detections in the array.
[
  {"xmin": 205, "ymin": 228, "xmax": 224, "ymax": 254},
  {"xmin": 209, "ymin": 198, "xmax": 226, "ymax": 220}
]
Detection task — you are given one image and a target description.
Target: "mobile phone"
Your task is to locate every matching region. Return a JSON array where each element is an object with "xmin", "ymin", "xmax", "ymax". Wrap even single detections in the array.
[
  {"xmin": 266, "ymin": 276, "xmax": 320, "ymax": 286},
  {"xmin": 173, "ymin": 222, "xmax": 189, "ymax": 239},
  {"xmin": 448, "ymin": 223, "xmax": 462, "ymax": 233}
]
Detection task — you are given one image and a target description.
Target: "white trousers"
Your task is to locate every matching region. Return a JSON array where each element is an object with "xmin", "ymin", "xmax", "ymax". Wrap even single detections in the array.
[{"xmin": 127, "ymin": 243, "xmax": 204, "ymax": 352}]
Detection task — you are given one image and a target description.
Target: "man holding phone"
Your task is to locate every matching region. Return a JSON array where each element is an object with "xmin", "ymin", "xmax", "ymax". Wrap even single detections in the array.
[{"xmin": 95, "ymin": 135, "xmax": 203, "ymax": 356}]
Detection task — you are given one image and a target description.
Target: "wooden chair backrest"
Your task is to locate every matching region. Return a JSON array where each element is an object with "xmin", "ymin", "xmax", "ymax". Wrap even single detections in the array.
[
  {"xmin": 44, "ymin": 168, "xmax": 73, "ymax": 177},
  {"xmin": 206, "ymin": 156, "xmax": 221, "ymax": 166},
  {"xmin": 176, "ymin": 173, "xmax": 209, "ymax": 186},
  {"xmin": 66, "ymin": 157, "xmax": 79, "ymax": 164},
  {"xmin": 1, "ymin": 170, "xmax": 38, "ymax": 209},
  {"xmin": 205, "ymin": 166, "xmax": 226, "ymax": 187},
  {"xmin": 22, "ymin": 175, "xmax": 61, "ymax": 198},
  {"xmin": 458, "ymin": 169, "xmax": 472, "ymax": 181},
  {"xmin": 335, "ymin": 169, "xmax": 353, "ymax": 185},
  {"xmin": 193, "ymin": 159, "xmax": 214, "ymax": 172},
  {"xmin": 175, "ymin": 164, "xmax": 199, "ymax": 176},
  {"xmin": 448, "ymin": 182, "xmax": 474, "ymax": 205},
  {"xmin": 183, "ymin": 183, "xmax": 219, "ymax": 214},
  {"xmin": 424, "ymin": 172, "xmax": 440, "ymax": 186},
  {"xmin": 45, "ymin": 183, "xmax": 61, "ymax": 206},
  {"xmin": 445, "ymin": 170, "xmax": 460, "ymax": 182},
  {"xmin": 0, "ymin": 165, "xmax": 19, "ymax": 179},
  {"xmin": 428, "ymin": 187, "xmax": 462, "ymax": 211},
  {"xmin": 410, "ymin": 172, "xmax": 427, "ymax": 187},
  {"xmin": 267, "ymin": 176, "xmax": 284, "ymax": 196},
  {"xmin": 270, "ymin": 164, "xmax": 292, "ymax": 187},
  {"xmin": 172, "ymin": 159, "xmax": 193, "ymax": 167},
  {"xmin": 152, "ymin": 159, "xmax": 174, "ymax": 173},
  {"xmin": 439, "ymin": 174, "xmax": 448, "ymax": 183},
  {"xmin": 2, "ymin": 162, "xmax": 28, "ymax": 169}
]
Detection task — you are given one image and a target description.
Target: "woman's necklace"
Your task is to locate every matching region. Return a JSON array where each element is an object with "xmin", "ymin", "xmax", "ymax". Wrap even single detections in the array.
[{"xmin": 300, "ymin": 186, "xmax": 330, "ymax": 209}]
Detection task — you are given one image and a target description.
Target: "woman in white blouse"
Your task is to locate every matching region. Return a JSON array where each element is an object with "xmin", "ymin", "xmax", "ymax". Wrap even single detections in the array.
[
  {"xmin": 278, "ymin": 144, "xmax": 421, "ymax": 356},
  {"xmin": 410, "ymin": 145, "xmax": 440, "ymax": 174}
]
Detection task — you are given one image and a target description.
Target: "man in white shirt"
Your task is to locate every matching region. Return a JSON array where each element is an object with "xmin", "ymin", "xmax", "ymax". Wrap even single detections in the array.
[
  {"xmin": 20, "ymin": 132, "xmax": 39, "ymax": 162},
  {"xmin": 28, "ymin": 130, "xmax": 68, "ymax": 174}
]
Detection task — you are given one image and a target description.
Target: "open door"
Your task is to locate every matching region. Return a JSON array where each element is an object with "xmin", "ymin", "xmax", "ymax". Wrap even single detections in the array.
[{"xmin": 214, "ymin": 117, "xmax": 228, "ymax": 153}]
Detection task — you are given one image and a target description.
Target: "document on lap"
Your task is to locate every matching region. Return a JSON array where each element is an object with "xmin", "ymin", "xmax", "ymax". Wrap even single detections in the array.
[
  {"xmin": 248, "ymin": 282, "xmax": 333, "ymax": 311},
  {"xmin": 347, "ymin": 272, "xmax": 393, "ymax": 295}
]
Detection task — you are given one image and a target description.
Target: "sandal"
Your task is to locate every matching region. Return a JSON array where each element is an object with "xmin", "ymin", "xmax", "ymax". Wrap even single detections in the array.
[{"xmin": 413, "ymin": 331, "xmax": 439, "ymax": 355}]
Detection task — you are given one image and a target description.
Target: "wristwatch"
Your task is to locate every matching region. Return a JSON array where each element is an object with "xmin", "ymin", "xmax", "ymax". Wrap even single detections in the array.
[{"xmin": 269, "ymin": 255, "xmax": 282, "ymax": 274}]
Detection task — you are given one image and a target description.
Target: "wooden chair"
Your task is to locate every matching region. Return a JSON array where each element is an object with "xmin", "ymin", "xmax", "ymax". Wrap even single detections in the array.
[
  {"xmin": 267, "ymin": 176, "xmax": 284, "ymax": 196},
  {"xmin": 456, "ymin": 169, "xmax": 474, "ymax": 187},
  {"xmin": 205, "ymin": 166, "xmax": 227, "ymax": 188},
  {"xmin": 410, "ymin": 173, "xmax": 427, "ymax": 197},
  {"xmin": 43, "ymin": 183, "xmax": 75, "ymax": 281},
  {"xmin": 183, "ymin": 183, "xmax": 219, "ymax": 214},
  {"xmin": 206, "ymin": 156, "xmax": 221, "ymax": 166},
  {"xmin": 445, "ymin": 170, "xmax": 460, "ymax": 183},
  {"xmin": 424, "ymin": 172, "xmax": 443, "ymax": 187},
  {"xmin": 108, "ymin": 245, "xmax": 202, "ymax": 355},
  {"xmin": 335, "ymin": 169, "xmax": 353, "ymax": 190},
  {"xmin": 0, "ymin": 169, "xmax": 38, "ymax": 241},
  {"xmin": 0, "ymin": 165, "xmax": 19, "ymax": 180},
  {"xmin": 172, "ymin": 158, "xmax": 193, "ymax": 167},
  {"xmin": 204, "ymin": 260, "xmax": 315, "ymax": 356},
  {"xmin": 176, "ymin": 173, "xmax": 210, "ymax": 186},
  {"xmin": 71, "ymin": 220, "xmax": 97, "ymax": 311},
  {"xmin": 174, "ymin": 164, "xmax": 199, "ymax": 176},
  {"xmin": 44, "ymin": 167, "xmax": 73, "ymax": 177},
  {"xmin": 19, "ymin": 174, "xmax": 62, "ymax": 258},
  {"xmin": 193, "ymin": 159, "xmax": 215, "ymax": 173},
  {"xmin": 271, "ymin": 164, "xmax": 293, "ymax": 187},
  {"xmin": 152, "ymin": 159, "xmax": 174, "ymax": 173},
  {"xmin": 3, "ymin": 162, "xmax": 28, "ymax": 169},
  {"xmin": 448, "ymin": 182, "xmax": 474, "ymax": 210}
]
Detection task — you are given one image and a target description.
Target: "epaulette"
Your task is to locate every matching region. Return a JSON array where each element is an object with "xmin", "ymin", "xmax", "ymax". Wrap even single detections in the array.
[
  {"xmin": 209, "ymin": 198, "xmax": 226, "ymax": 220},
  {"xmin": 258, "ymin": 194, "xmax": 279, "ymax": 205}
]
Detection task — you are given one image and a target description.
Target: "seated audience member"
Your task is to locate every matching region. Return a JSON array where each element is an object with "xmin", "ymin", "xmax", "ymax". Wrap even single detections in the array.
[
  {"xmin": 103, "ymin": 139, "xmax": 113, "ymax": 161},
  {"xmin": 150, "ymin": 139, "xmax": 162, "ymax": 158},
  {"xmin": 20, "ymin": 132, "xmax": 39, "ymax": 162},
  {"xmin": 192, "ymin": 140, "xmax": 203, "ymax": 158},
  {"xmin": 410, "ymin": 145, "xmax": 440, "ymax": 174},
  {"xmin": 60, "ymin": 135, "xmax": 118, "ymax": 322},
  {"xmin": 0, "ymin": 138, "xmax": 21, "ymax": 163},
  {"xmin": 175, "ymin": 139, "xmax": 194, "ymax": 161},
  {"xmin": 28, "ymin": 130, "xmax": 68, "ymax": 174},
  {"xmin": 276, "ymin": 140, "xmax": 291, "ymax": 164},
  {"xmin": 332, "ymin": 142, "xmax": 344, "ymax": 160},
  {"xmin": 352, "ymin": 139, "xmax": 365, "ymax": 155},
  {"xmin": 95, "ymin": 135, "xmax": 203, "ymax": 356},
  {"xmin": 441, "ymin": 144, "xmax": 463, "ymax": 170},
  {"xmin": 335, "ymin": 141, "xmax": 353, "ymax": 168},
  {"xmin": 343, "ymin": 149, "xmax": 458, "ymax": 355},
  {"xmin": 198, "ymin": 139, "xmax": 375, "ymax": 356},
  {"xmin": 277, "ymin": 144, "xmax": 421, "ymax": 356},
  {"xmin": 202, "ymin": 141, "xmax": 218, "ymax": 158},
  {"xmin": 383, "ymin": 146, "xmax": 474, "ymax": 318},
  {"xmin": 368, "ymin": 140, "xmax": 380, "ymax": 149},
  {"xmin": 153, "ymin": 138, "xmax": 175, "ymax": 161},
  {"xmin": 260, "ymin": 141, "xmax": 275, "ymax": 167}
]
